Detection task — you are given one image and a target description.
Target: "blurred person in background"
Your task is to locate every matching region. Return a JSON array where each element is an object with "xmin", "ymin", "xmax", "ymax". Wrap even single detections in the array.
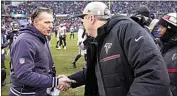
[
  {"xmin": 57, "ymin": 23, "xmax": 67, "ymax": 49},
  {"xmin": 148, "ymin": 19, "xmax": 160, "ymax": 38},
  {"xmin": 1, "ymin": 26, "xmax": 9, "ymax": 87},
  {"xmin": 70, "ymin": 25, "xmax": 75, "ymax": 40},
  {"xmin": 72, "ymin": 25, "xmax": 87, "ymax": 68},
  {"xmin": 156, "ymin": 13, "xmax": 177, "ymax": 96},
  {"xmin": 130, "ymin": 5, "xmax": 151, "ymax": 32},
  {"xmin": 56, "ymin": 24, "xmax": 61, "ymax": 48},
  {"xmin": 7, "ymin": 22, "xmax": 20, "ymax": 50}
]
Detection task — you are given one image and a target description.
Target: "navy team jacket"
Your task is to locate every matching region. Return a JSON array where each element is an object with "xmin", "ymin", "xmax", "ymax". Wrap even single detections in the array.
[{"xmin": 10, "ymin": 24, "xmax": 58, "ymax": 96}]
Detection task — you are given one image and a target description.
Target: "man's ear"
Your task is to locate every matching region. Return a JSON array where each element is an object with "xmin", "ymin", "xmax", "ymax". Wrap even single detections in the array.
[
  {"xmin": 34, "ymin": 20, "xmax": 37, "ymax": 24},
  {"xmin": 90, "ymin": 15, "xmax": 95, "ymax": 25},
  {"xmin": 33, "ymin": 20, "xmax": 38, "ymax": 25}
]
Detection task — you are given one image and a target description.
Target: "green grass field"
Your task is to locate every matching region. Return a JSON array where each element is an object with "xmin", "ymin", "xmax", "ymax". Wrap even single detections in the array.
[{"xmin": 1, "ymin": 33, "xmax": 85, "ymax": 96}]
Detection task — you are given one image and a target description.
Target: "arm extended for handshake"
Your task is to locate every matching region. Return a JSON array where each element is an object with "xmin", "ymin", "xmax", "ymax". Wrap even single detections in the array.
[
  {"xmin": 58, "ymin": 68, "xmax": 87, "ymax": 91},
  {"xmin": 57, "ymin": 75, "xmax": 76, "ymax": 91}
]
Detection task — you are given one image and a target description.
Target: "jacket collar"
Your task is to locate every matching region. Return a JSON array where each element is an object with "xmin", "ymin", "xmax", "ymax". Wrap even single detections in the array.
[
  {"xmin": 96, "ymin": 15, "xmax": 123, "ymax": 40},
  {"xmin": 20, "ymin": 24, "xmax": 47, "ymax": 44}
]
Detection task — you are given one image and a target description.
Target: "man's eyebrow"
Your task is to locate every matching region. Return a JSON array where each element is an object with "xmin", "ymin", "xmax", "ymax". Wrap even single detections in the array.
[{"xmin": 44, "ymin": 21, "xmax": 54, "ymax": 23}]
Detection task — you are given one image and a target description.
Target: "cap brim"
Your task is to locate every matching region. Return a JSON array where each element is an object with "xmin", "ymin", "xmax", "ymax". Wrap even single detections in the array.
[{"xmin": 74, "ymin": 14, "xmax": 85, "ymax": 19}]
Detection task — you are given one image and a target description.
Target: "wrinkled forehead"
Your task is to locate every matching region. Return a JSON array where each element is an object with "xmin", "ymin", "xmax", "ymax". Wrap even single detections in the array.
[{"xmin": 37, "ymin": 12, "xmax": 54, "ymax": 21}]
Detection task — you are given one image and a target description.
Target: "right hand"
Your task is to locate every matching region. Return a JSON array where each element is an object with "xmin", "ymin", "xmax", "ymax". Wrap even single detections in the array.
[{"xmin": 57, "ymin": 75, "xmax": 76, "ymax": 91}]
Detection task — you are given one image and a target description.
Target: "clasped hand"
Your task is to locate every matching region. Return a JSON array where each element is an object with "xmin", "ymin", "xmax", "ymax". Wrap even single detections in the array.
[{"xmin": 57, "ymin": 75, "xmax": 76, "ymax": 91}]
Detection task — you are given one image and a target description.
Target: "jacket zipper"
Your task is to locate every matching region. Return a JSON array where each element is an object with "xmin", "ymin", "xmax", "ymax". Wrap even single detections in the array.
[{"xmin": 95, "ymin": 40, "xmax": 107, "ymax": 96}]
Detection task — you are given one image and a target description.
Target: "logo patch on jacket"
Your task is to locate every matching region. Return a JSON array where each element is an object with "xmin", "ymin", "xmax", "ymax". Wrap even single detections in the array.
[
  {"xmin": 172, "ymin": 53, "xmax": 177, "ymax": 61},
  {"xmin": 104, "ymin": 43, "xmax": 112, "ymax": 54},
  {"xmin": 19, "ymin": 58, "xmax": 25, "ymax": 64}
]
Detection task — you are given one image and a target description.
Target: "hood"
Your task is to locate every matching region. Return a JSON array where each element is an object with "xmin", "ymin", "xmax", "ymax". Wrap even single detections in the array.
[
  {"xmin": 160, "ymin": 29, "xmax": 176, "ymax": 43},
  {"xmin": 161, "ymin": 31, "xmax": 177, "ymax": 54},
  {"xmin": 97, "ymin": 15, "xmax": 130, "ymax": 39},
  {"xmin": 106, "ymin": 15, "xmax": 127, "ymax": 32},
  {"xmin": 136, "ymin": 5, "xmax": 150, "ymax": 17},
  {"xmin": 19, "ymin": 24, "xmax": 47, "ymax": 44}
]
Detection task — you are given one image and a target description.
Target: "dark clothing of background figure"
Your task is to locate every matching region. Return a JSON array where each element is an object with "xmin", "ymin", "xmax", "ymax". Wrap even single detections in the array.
[
  {"xmin": 7, "ymin": 31, "xmax": 19, "ymax": 49},
  {"xmin": 59, "ymin": 35, "xmax": 66, "ymax": 47},
  {"xmin": 1, "ymin": 32, "xmax": 9, "ymax": 86},
  {"xmin": 70, "ymin": 27, "xmax": 75, "ymax": 39},
  {"xmin": 156, "ymin": 32, "xmax": 177, "ymax": 96},
  {"xmin": 70, "ymin": 32, "xmax": 74, "ymax": 40}
]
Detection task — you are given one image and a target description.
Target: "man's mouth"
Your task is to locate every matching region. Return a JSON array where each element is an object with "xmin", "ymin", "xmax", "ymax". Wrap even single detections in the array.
[{"xmin": 47, "ymin": 30, "xmax": 51, "ymax": 33}]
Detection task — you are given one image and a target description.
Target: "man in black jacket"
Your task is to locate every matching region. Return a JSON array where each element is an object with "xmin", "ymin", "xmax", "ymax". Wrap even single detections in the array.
[{"xmin": 68, "ymin": 2, "xmax": 170, "ymax": 96}]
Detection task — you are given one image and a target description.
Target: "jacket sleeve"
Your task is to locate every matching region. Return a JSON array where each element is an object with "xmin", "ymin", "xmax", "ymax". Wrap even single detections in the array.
[
  {"xmin": 11, "ymin": 39, "xmax": 59, "ymax": 88},
  {"xmin": 119, "ymin": 20, "xmax": 170, "ymax": 96},
  {"xmin": 68, "ymin": 68, "xmax": 86, "ymax": 88}
]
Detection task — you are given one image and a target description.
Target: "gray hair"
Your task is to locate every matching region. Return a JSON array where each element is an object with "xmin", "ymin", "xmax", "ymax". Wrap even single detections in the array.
[{"xmin": 31, "ymin": 7, "xmax": 53, "ymax": 23}]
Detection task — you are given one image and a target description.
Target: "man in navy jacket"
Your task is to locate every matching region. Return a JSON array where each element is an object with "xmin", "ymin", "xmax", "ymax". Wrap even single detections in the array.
[{"xmin": 9, "ymin": 7, "xmax": 75, "ymax": 96}]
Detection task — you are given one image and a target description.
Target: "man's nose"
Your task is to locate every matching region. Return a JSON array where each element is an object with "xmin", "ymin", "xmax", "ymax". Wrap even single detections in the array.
[
  {"xmin": 81, "ymin": 19, "xmax": 84, "ymax": 22},
  {"xmin": 49, "ymin": 23, "xmax": 53, "ymax": 29}
]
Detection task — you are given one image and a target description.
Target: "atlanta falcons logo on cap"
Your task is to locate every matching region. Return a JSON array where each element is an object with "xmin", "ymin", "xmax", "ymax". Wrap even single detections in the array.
[{"xmin": 104, "ymin": 43, "xmax": 112, "ymax": 54}]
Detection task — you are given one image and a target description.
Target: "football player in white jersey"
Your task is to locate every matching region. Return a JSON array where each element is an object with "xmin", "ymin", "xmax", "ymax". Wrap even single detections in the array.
[
  {"xmin": 72, "ymin": 26, "xmax": 87, "ymax": 68},
  {"xmin": 70, "ymin": 26, "xmax": 75, "ymax": 40},
  {"xmin": 57, "ymin": 24, "xmax": 67, "ymax": 49}
]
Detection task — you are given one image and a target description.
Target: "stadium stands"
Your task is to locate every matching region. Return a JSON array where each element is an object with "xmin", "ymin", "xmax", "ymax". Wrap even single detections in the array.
[{"xmin": 2, "ymin": 1, "xmax": 177, "ymax": 29}]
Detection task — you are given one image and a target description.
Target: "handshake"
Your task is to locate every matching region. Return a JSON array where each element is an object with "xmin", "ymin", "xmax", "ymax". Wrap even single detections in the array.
[{"xmin": 57, "ymin": 75, "xmax": 76, "ymax": 91}]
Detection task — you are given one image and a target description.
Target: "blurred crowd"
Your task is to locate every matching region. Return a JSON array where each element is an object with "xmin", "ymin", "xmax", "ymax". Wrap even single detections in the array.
[
  {"xmin": 2, "ymin": 1, "xmax": 177, "ymax": 15},
  {"xmin": 2, "ymin": 1, "xmax": 177, "ymax": 29}
]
